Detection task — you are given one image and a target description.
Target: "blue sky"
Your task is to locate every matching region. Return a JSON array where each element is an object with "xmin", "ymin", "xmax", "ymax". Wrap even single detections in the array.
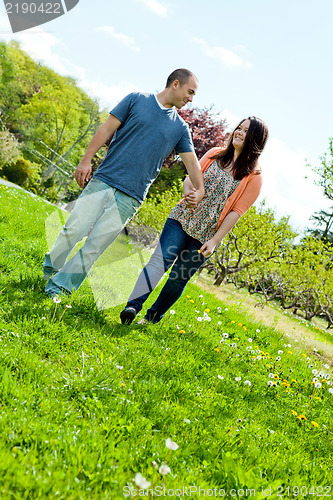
[{"xmin": 0, "ymin": 0, "xmax": 332, "ymax": 233}]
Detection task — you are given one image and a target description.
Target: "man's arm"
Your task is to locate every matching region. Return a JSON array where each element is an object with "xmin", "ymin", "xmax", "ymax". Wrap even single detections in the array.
[
  {"xmin": 179, "ymin": 152, "xmax": 205, "ymax": 202},
  {"xmin": 74, "ymin": 114, "xmax": 122, "ymax": 188}
]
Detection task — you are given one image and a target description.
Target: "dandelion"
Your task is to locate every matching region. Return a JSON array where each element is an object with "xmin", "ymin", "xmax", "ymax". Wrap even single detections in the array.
[
  {"xmin": 165, "ymin": 438, "xmax": 178, "ymax": 450},
  {"xmin": 179, "ymin": 330, "xmax": 186, "ymax": 334},
  {"xmin": 220, "ymin": 339, "xmax": 225, "ymax": 344},
  {"xmin": 204, "ymin": 308, "xmax": 210, "ymax": 313},
  {"xmin": 324, "ymin": 364, "xmax": 330, "ymax": 369},
  {"xmin": 225, "ymin": 308, "xmax": 228, "ymax": 311},
  {"xmin": 235, "ymin": 377, "xmax": 241, "ymax": 382},
  {"xmin": 269, "ymin": 373, "xmax": 274, "ymax": 379},
  {"xmin": 222, "ymin": 332, "xmax": 229, "ymax": 339},
  {"xmin": 152, "ymin": 461, "xmax": 158, "ymax": 469},
  {"xmin": 257, "ymin": 356, "xmax": 262, "ymax": 360},
  {"xmin": 159, "ymin": 465, "xmax": 171, "ymax": 476},
  {"xmin": 135, "ymin": 473, "xmax": 151, "ymax": 489},
  {"xmin": 197, "ymin": 317, "xmax": 203, "ymax": 322},
  {"xmin": 218, "ymin": 321, "xmax": 222, "ymax": 326},
  {"xmin": 275, "ymin": 356, "xmax": 281, "ymax": 361},
  {"xmin": 291, "ymin": 410, "xmax": 298, "ymax": 416},
  {"xmin": 315, "ymin": 382, "xmax": 322, "ymax": 389},
  {"xmin": 169, "ymin": 310, "xmax": 175, "ymax": 315},
  {"xmin": 267, "ymin": 380, "xmax": 274, "ymax": 387},
  {"xmin": 244, "ymin": 380, "xmax": 251, "ymax": 386},
  {"xmin": 296, "ymin": 415, "xmax": 307, "ymax": 421},
  {"xmin": 312, "ymin": 369, "xmax": 318, "ymax": 375},
  {"xmin": 328, "ymin": 388, "xmax": 333, "ymax": 394},
  {"xmin": 312, "ymin": 377, "xmax": 318, "ymax": 383},
  {"xmin": 325, "ymin": 374, "xmax": 331, "ymax": 380},
  {"xmin": 218, "ymin": 375, "xmax": 223, "ymax": 380},
  {"xmin": 256, "ymin": 329, "xmax": 260, "ymax": 333},
  {"xmin": 248, "ymin": 338, "xmax": 253, "ymax": 343},
  {"xmin": 278, "ymin": 350, "xmax": 283, "ymax": 355},
  {"xmin": 231, "ymin": 343, "xmax": 237, "ymax": 348},
  {"xmin": 311, "ymin": 421, "xmax": 319, "ymax": 428},
  {"xmin": 116, "ymin": 365, "xmax": 123, "ymax": 370},
  {"xmin": 184, "ymin": 419, "xmax": 191, "ymax": 424},
  {"xmin": 53, "ymin": 296, "xmax": 61, "ymax": 304}
]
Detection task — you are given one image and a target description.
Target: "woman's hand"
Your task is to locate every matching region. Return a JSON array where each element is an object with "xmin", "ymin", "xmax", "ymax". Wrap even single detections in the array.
[
  {"xmin": 182, "ymin": 188, "xmax": 197, "ymax": 209},
  {"xmin": 199, "ymin": 239, "xmax": 217, "ymax": 258}
]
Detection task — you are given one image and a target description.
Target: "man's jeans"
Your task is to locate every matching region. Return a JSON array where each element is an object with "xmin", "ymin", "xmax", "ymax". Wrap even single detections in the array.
[
  {"xmin": 43, "ymin": 178, "xmax": 140, "ymax": 295},
  {"xmin": 126, "ymin": 218, "xmax": 206, "ymax": 323}
]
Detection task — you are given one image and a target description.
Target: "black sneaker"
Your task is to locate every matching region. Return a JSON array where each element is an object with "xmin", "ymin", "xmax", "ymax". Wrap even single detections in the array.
[{"xmin": 120, "ymin": 307, "xmax": 137, "ymax": 325}]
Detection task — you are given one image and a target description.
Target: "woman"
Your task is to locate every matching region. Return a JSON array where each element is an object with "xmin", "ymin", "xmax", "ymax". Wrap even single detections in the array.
[{"xmin": 120, "ymin": 116, "xmax": 269, "ymax": 325}]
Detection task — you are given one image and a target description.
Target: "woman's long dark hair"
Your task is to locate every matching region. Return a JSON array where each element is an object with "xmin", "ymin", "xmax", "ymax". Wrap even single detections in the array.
[{"xmin": 211, "ymin": 116, "xmax": 269, "ymax": 180}]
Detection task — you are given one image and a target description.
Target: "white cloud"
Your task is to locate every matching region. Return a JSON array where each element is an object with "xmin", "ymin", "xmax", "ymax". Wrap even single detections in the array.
[
  {"xmin": 257, "ymin": 138, "xmax": 330, "ymax": 234},
  {"xmin": 134, "ymin": 0, "xmax": 168, "ymax": 17},
  {"xmin": 79, "ymin": 80, "xmax": 143, "ymax": 109},
  {"xmin": 191, "ymin": 37, "xmax": 252, "ymax": 68},
  {"xmin": 96, "ymin": 26, "xmax": 140, "ymax": 52}
]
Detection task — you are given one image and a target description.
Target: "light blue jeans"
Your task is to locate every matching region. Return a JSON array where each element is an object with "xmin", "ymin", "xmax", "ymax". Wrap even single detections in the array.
[{"xmin": 43, "ymin": 178, "xmax": 140, "ymax": 295}]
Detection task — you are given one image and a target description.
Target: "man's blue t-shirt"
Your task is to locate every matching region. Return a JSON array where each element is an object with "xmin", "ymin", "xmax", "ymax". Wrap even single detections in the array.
[{"xmin": 94, "ymin": 92, "xmax": 194, "ymax": 203}]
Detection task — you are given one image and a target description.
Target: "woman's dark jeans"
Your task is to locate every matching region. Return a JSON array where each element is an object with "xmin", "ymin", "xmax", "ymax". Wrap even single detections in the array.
[{"xmin": 126, "ymin": 218, "xmax": 206, "ymax": 323}]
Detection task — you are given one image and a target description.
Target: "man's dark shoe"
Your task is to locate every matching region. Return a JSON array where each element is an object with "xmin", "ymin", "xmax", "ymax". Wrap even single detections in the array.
[{"xmin": 120, "ymin": 307, "xmax": 137, "ymax": 325}]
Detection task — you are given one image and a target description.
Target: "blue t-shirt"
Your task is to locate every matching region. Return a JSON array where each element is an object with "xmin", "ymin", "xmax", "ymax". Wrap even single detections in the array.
[{"xmin": 94, "ymin": 92, "xmax": 194, "ymax": 203}]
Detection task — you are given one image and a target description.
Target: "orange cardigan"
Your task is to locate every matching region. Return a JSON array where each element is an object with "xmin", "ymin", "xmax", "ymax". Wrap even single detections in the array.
[{"xmin": 199, "ymin": 147, "xmax": 263, "ymax": 229}]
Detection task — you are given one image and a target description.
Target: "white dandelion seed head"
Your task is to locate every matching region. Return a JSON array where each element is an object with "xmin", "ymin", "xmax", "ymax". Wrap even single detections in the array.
[
  {"xmin": 116, "ymin": 365, "xmax": 123, "ymax": 370},
  {"xmin": 278, "ymin": 350, "xmax": 283, "ymax": 355},
  {"xmin": 165, "ymin": 438, "xmax": 179, "ymax": 451},
  {"xmin": 256, "ymin": 329, "xmax": 260, "ymax": 333},
  {"xmin": 318, "ymin": 371, "xmax": 325, "ymax": 378},
  {"xmin": 312, "ymin": 369, "xmax": 318, "ymax": 375},
  {"xmin": 169, "ymin": 310, "xmax": 175, "ymax": 315},
  {"xmin": 223, "ymin": 333, "xmax": 229, "ymax": 339},
  {"xmin": 257, "ymin": 356, "xmax": 262, "ymax": 360},
  {"xmin": 269, "ymin": 373, "xmax": 274, "ymax": 378},
  {"xmin": 244, "ymin": 380, "xmax": 251, "ymax": 386},
  {"xmin": 218, "ymin": 375, "xmax": 223, "ymax": 380},
  {"xmin": 325, "ymin": 374, "xmax": 331, "ymax": 380},
  {"xmin": 217, "ymin": 321, "xmax": 222, "ymax": 326},
  {"xmin": 135, "ymin": 473, "xmax": 151, "ymax": 489},
  {"xmin": 328, "ymin": 388, "xmax": 333, "ymax": 394},
  {"xmin": 267, "ymin": 380, "xmax": 274, "ymax": 386},
  {"xmin": 184, "ymin": 418, "xmax": 191, "ymax": 424},
  {"xmin": 312, "ymin": 377, "xmax": 318, "ymax": 383},
  {"xmin": 53, "ymin": 296, "xmax": 61, "ymax": 304},
  {"xmin": 315, "ymin": 382, "xmax": 322, "ymax": 389},
  {"xmin": 276, "ymin": 356, "xmax": 281, "ymax": 361},
  {"xmin": 159, "ymin": 464, "xmax": 171, "ymax": 475},
  {"xmin": 324, "ymin": 364, "xmax": 330, "ymax": 369},
  {"xmin": 152, "ymin": 461, "xmax": 158, "ymax": 469},
  {"xmin": 235, "ymin": 377, "xmax": 241, "ymax": 382},
  {"xmin": 248, "ymin": 338, "xmax": 253, "ymax": 343}
]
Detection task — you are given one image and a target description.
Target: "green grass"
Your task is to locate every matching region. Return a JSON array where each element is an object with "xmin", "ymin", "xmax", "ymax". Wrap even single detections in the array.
[{"xmin": 0, "ymin": 183, "xmax": 333, "ymax": 499}]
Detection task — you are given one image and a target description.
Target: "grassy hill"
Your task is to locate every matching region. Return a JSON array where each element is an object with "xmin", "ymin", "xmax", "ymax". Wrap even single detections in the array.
[{"xmin": 0, "ymin": 183, "xmax": 332, "ymax": 498}]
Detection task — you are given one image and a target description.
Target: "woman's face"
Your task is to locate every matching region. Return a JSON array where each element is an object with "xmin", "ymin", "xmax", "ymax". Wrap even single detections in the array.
[{"xmin": 232, "ymin": 119, "xmax": 251, "ymax": 153}]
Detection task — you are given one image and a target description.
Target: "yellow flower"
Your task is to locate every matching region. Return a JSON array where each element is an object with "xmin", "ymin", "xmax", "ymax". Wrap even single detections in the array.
[
  {"xmin": 121, "ymin": 383, "xmax": 126, "ymax": 387},
  {"xmin": 243, "ymin": 326, "xmax": 247, "ymax": 331},
  {"xmin": 296, "ymin": 414, "xmax": 307, "ymax": 420},
  {"xmin": 186, "ymin": 295, "xmax": 190, "ymax": 299},
  {"xmin": 282, "ymin": 382, "xmax": 290, "ymax": 387},
  {"xmin": 288, "ymin": 351, "xmax": 292, "ymax": 355},
  {"xmin": 266, "ymin": 364, "xmax": 271, "ymax": 369},
  {"xmin": 291, "ymin": 379, "xmax": 297, "ymax": 383},
  {"xmin": 238, "ymin": 323, "xmax": 242, "ymax": 327},
  {"xmin": 190, "ymin": 300, "xmax": 194, "ymax": 303},
  {"xmin": 301, "ymin": 354, "xmax": 307, "ymax": 357},
  {"xmin": 314, "ymin": 397, "xmax": 321, "ymax": 401},
  {"xmin": 204, "ymin": 308, "xmax": 210, "ymax": 313},
  {"xmin": 311, "ymin": 421, "xmax": 319, "ymax": 428},
  {"xmin": 291, "ymin": 410, "xmax": 298, "ymax": 416},
  {"xmin": 214, "ymin": 348, "xmax": 220, "ymax": 353},
  {"xmin": 274, "ymin": 374, "xmax": 279, "ymax": 379},
  {"xmin": 179, "ymin": 330, "xmax": 186, "ymax": 334}
]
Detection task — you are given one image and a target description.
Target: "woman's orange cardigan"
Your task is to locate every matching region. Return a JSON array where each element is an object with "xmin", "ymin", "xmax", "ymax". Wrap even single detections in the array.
[{"xmin": 199, "ymin": 147, "xmax": 263, "ymax": 230}]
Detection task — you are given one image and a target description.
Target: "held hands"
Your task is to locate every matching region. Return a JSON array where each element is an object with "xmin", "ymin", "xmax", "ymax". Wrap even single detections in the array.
[
  {"xmin": 182, "ymin": 188, "xmax": 200, "ymax": 209},
  {"xmin": 74, "ymin": 159, "xmax": 92, "ymax": 188},
  {"xmin": 199, "ymin": 239, "xmax": 217, "ymax": 258}
]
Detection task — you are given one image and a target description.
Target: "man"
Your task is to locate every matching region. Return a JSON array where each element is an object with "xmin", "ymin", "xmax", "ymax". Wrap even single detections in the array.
[{"xmin": 43, "ymin": 68, "xmax": 205, "ymax": 297}]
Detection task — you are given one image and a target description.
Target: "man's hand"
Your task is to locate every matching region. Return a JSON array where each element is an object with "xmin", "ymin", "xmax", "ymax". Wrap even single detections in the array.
[
  {"xmin": 199, "ymin": 239, "xmax": 217, "ymax": 258},
  {"xmin": 74, "ymin": 160, "xmax": 92, "ymax": 188}
]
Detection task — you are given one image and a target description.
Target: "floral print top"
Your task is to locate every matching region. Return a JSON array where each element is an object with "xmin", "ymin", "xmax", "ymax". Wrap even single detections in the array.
[{"xmin": 169, "ymin": 160, "xmax": 240, "ymax": 244}]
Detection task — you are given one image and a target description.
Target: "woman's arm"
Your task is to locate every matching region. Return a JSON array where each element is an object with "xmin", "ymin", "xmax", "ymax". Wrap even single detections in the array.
[{"xmin": 199, "ymin": 210, "xmax": 240, "ymax": 258}]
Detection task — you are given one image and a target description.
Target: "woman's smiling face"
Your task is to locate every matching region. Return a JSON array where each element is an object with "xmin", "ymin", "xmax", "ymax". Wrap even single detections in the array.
[{"xmin": 232, "ymin": 119, "xmax": 250, "ymax": 152}]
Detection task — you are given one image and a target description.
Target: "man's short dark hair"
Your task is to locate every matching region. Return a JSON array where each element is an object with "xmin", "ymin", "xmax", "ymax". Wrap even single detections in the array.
[{"xmin": 166, "ymin": 68, "xmax": 198, "ymax": 88}]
